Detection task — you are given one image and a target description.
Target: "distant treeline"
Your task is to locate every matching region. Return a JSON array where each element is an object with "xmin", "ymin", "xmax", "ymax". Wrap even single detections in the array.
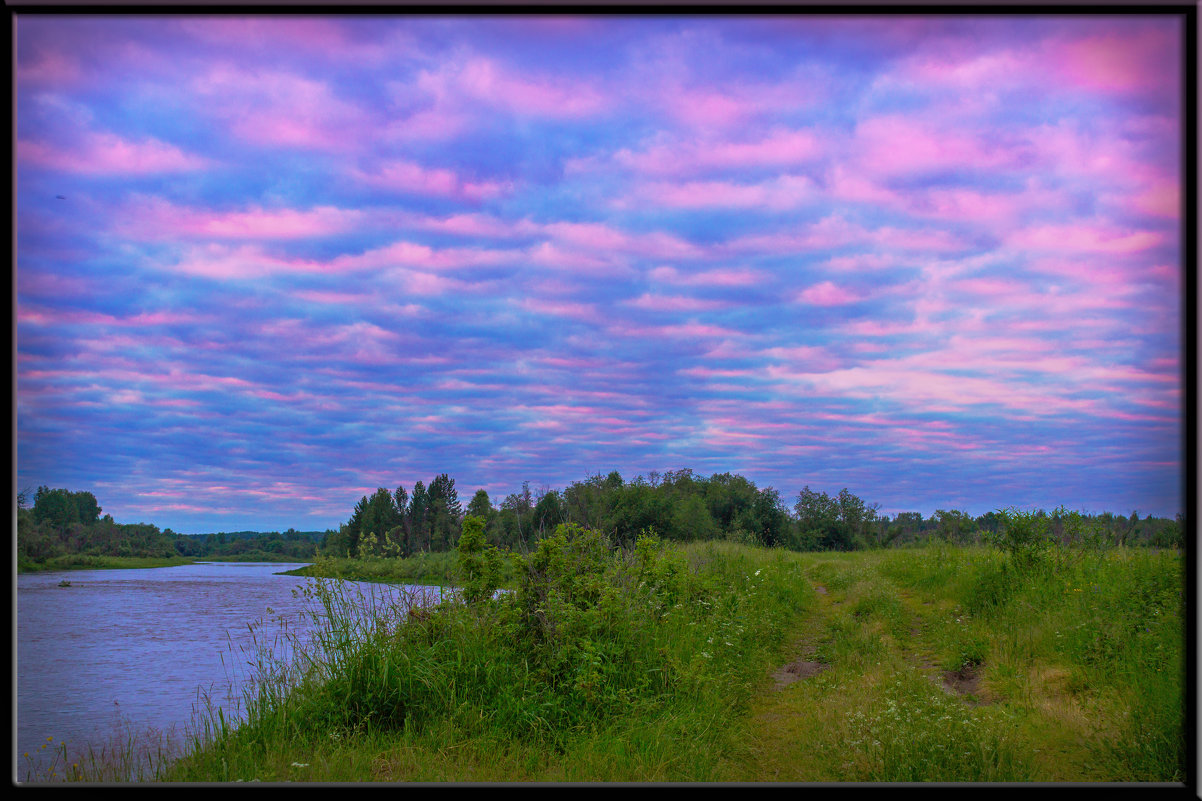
[
  {"xmin": 325, "ymin": 468, "xmax": 1184, "ymax": 558},
  {"xmin": 16, "ymin": 486, "xmax": 325, "ymax": 567}
]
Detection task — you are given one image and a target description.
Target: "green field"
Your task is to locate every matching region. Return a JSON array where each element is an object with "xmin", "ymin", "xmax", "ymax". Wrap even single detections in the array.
[{"xmin": 106, "ymin": 526, "xmax": 1180, "ymax": 785}]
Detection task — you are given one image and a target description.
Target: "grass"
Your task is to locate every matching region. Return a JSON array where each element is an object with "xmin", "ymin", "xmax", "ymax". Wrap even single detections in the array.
[
  {"xmin": 279, "ymin": 551, "xmax": 460, "ymax": 586},
  {"xmin": 36, "ymin": 533, "xmax": 1185, "ymax": 784},
  {"xmin": 161, "ymin": 532, "xmax": 815, "ymax": 782},
  {"xmin": 733, "ymin": 543, "xmax": 1185, "ymax": 782}
]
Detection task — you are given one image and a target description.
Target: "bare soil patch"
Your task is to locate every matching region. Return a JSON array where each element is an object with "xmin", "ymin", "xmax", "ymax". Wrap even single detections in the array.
[
  {"xmin": 772, "ymin": 658, "xmax": 828, "ymax": 689},
  {"xmin": 941, "ymin": 664, "xmax": 987, "ymax": 705}
]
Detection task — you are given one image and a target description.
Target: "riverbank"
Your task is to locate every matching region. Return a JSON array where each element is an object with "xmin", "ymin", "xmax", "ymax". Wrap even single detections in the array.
[
  {"xmin": 17, "ymin": 555, "xmax": 198, "ymax": 573},
  {"xmin": 17, "ymin": 553, "xmax": 317, "ymax": 574},
  {"xmin": 155, "ymin": 537, "xmax": 1182, "ymax": 783},
  {"xmin": 279, "ymin": 551, "xmax": 465, "ymax": 587}
]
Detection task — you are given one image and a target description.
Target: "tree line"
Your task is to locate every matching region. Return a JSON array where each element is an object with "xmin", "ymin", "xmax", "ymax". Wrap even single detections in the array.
[
  {"xmin": 16, "ymin": 486, "xmax": 323, "ymax": 566},
  {"xmin": 16, "ymin": 476, "xmax": 1181, "ymax": 569},
  {"xmin": 322, "ymin": 469, "xmax": 1184, "ymax": 558}
]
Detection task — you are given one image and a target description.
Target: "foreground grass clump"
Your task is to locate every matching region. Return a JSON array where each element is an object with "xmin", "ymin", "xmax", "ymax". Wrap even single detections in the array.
[{"xmin": 163, "ymin": 522, "xmax": 814, "ymax": 782}]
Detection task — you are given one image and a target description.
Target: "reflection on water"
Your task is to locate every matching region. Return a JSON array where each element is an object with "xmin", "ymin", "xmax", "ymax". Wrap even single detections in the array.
[{"xmin": 15, "ymin": 562, "xmax": 441, "ymax": 782}]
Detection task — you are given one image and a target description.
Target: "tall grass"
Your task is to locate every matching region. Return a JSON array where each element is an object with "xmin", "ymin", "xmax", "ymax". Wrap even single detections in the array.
[
  {"xmin": 160, "ymin": 530, "xmax": 815, "ymax": 782},
  {"xmin": 280, "ymin": 550, "xmax": 463, "ymax": 586}
]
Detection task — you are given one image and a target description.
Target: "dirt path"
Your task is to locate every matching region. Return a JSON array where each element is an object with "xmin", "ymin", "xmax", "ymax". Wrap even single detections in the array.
[{"xmin": 720, "ymin": 556, "xmax": 1118, "ymax": 782}]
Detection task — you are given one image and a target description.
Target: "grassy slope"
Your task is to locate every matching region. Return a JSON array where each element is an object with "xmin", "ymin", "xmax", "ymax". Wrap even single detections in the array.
[{"xmin": 64, "ymin": 541, "xmax": 1182, "ymax": 783}]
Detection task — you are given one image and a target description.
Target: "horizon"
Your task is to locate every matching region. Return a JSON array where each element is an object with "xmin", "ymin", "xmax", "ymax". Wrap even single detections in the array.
[
  {"xmin": 15, "ymin": 15, "xmax": 1185, "ymax": 533},
  {"xmin": 24, "ymin": 468, "xmax": 1183, "ymax": 538}
]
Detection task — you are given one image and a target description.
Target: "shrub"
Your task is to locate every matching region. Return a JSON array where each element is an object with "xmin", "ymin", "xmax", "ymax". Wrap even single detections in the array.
[{"xmin": 986, "ymin": 508, "xmax": 1056, "ymax": 570}]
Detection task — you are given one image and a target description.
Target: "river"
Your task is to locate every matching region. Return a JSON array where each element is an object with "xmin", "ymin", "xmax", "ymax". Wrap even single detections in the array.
[{"xmin": 15, "ymin": 561, "xmax": 441, "ymax": 782}]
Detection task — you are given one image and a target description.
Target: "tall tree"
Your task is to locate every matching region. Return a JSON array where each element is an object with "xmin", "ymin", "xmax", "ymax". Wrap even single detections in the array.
[
  {"xmin": 467, "ymin": 488, "xmax": 493, "ymax": 519},
  {"xmin": 427, "ymin": 474, "xmax": 462, "ymax": 549},
  {"xmin": 409, "ymin": 481, "xmax": 429, "ymax": 552},
  {"xmin": 394, "ymin": 484, "xmax": 412, "ymax": 553}
]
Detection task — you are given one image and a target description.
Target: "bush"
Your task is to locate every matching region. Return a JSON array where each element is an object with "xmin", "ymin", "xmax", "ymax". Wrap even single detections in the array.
[{"xmin": 986, "ymin": 508, "xmax": 1056, "ymax": 570}]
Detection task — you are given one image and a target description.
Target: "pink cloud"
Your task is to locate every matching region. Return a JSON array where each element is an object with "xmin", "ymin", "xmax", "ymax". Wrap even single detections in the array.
[
  {"xmin": 624, "ymin": 293, "xmax": 727, "ymax": 313},
  {"xmin": 826, "ymin": 165, "xmax": 901, "ymax": 206},
  {"xmin": 1129, "ymin": 177, "xmax": 1180, "ymax": 219},
  {"xmin": 118, "ymin": 198, "xmax": 363, "ymax": 240},
  {"xmin": 649, "ymin": 76, "xmax": 808, "ymax": 130},
  {"xmin": 870, "ymin": 226, "xmax": 965, "ymax": 252},
  {"xmin": 649, "ymin": 265, "xmax": 764, "ymax": 287},
  {"xmin": 165, "ymin": 244, "xmax": 329, "ymax": 280},
  {"xmin": 194, "ymin": 66, "xmax": 369, "ymax": 151},
  {"xmin": 678, "ymin": 366, "xmax": 759, "ymax": 380},
  {"xmin": 396, "ymin": 270, "xmax": 472, "ymax": 297},
  {"xmin": 19, "ymin": 132, "xmax": 209, "ymax": 174},
  {"xmin": 382, "ymin": 105, "xmax": 473, "ymax": 142},
  {"xmin": 179, "ymin": 18, "xmax": 409, "ymax": 66},
  {"xmin": 17, "ymin": 48, "xmax": 83, "ymax": 86},
  {"xmin": 660, "ymin": 88, "xmax": 751, "ymax": 128},
  {"xmin": 1054, "ymin": 29, "xmax": 1179, "ymax": 95},
  {"xmin": 823, "ymin": 253, "xmax": 900, "ymax": 272},
  {"xmin": 526, "ymin": 241, "xmax": 619, "ymax": 274},
  {"xmin": 355, "ymin": 160, "xmax": 511, "ymax": 201},
  {"xmin": 612, "ymin": 127, "xmax": 821, "ymax": 176},
  {"xmin": 760, "ymin": 345, "xmax": 844, "ymax": 373},
  {"xmin": 1007, "ymin": 223, "xmax": 1165, "ymax": 254},
  {"xmin": 729, "ymin": 215, "xmax": 963, "ymax": 255},
  {"xmin": 542, "ymin": 222, "xmax": 703, "ymax": 260},
  {"xmin": 517, "ymin": 298, "xmax": 602, "ymax": 324},
  {"xmin": 852, "ymin": 114, "xmax": 1026, "ymax": 177},
  {"xmin": 608, "ymin": 320, "xmax": 742, "ymax": 340},
  {"xmin": 891, "ymin": 48, "xmax": 1036, "ymax": 91},
  {"xmin": 334, "ymin": 240, "xmax": 517, "ymax": 272},
  {"xmin": 291, "ymin": 289, "xmax": 372, "ymax": 306},
  {"xmin": 634, "ymin": 174, "xmax": 814, "ymax": 210},
  {"xmin": 405, "ymin": 212, "xmax": 540, "ymax": 239},
  {"xmin": 419, "ymin": 56, "xmax": 607, "ymax": 119},
  {"xmin": 797, "ymin": 281, "xmax": 862, "ymax": 306}
]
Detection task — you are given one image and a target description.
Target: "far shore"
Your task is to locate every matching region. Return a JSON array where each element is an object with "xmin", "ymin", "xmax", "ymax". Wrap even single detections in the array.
[{"xmin": 17, "ymin": 555, "xmax": 316, "ymax": 575}]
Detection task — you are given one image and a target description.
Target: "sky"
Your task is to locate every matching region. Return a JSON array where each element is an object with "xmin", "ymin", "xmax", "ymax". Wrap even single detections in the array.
[{"xmin": 14, "ymin": 14, "xmax": 1185, "ymax": 533}]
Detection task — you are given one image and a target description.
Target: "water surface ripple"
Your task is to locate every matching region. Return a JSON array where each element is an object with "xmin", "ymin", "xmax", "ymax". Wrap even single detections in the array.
[{"xmin": 15, "ymin": 561, "xmax": 437, "ymax": 782}]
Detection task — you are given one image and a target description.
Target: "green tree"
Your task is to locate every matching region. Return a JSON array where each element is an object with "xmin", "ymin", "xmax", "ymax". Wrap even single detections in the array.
[
  {"xmin": 753, "ymin": 486, "xmax": 789, "ymax": 547},
  {"xmin": 363, "ymin": 488, "xmax": 401, "ymax": 551},
  {"xmin": 467, "ymin": 488, "xmax": 494, "ymax": 520},
  {"xmin": 427, "ymin": 473, "xmax": 462, "ymax": 550},
  {"xmin": 532, "ymin": 489, "xmax": 565, "ymax": 538},
  {"xmin": 394, "ymin": 485, "xmax": 411, "ymax": 553},
  {"xmin": 934, "ymin": 509, "xmax": 977, "ymax": 545},
  {"xmin": 457, "ymin": 515, "xmax": 503, "ymax": 605},
  {"xmin": 33, "ymin": 487, "xmax": 81, "ymax": 529},
  {"xmin": 795, "ymin": 486, "xmax": 849, "ymax": 550},
  {"xmin": 671, "ymin": 493, "xmax": 718, "ymax": 542},
  {"xmin": 409, "ymin": 481, "xmax": 429, "ymax": 552},
  {"xmin": 501, "ymin": 482, "xmax": 534, "ymax": 551}
]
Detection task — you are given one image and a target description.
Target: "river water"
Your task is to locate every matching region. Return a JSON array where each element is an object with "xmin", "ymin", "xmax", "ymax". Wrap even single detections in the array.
[{"xmin": 14, "ymin": 561, "xmax": 441, "ymax": 782}]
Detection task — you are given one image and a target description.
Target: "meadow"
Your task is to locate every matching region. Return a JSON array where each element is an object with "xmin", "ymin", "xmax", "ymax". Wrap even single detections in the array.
[{"xmin": 35, "ymin": 518, "xmax": 1185, "ymax": 784}]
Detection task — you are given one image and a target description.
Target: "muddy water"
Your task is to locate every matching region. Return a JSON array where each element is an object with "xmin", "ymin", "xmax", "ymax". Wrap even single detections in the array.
[{"xmin": 15, "ymin": 562, "xmax": 438, "ymax": 782}]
